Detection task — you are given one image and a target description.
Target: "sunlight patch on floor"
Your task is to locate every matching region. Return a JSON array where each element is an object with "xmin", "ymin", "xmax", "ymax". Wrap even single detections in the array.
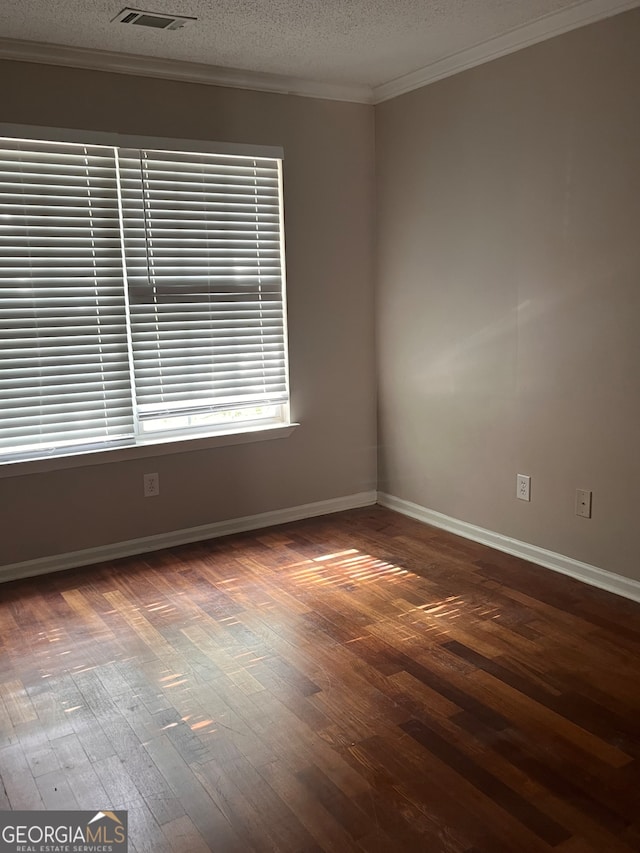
[{"xmin": 287, "ymin": 549, "xmax": 411, "ymax": 589}]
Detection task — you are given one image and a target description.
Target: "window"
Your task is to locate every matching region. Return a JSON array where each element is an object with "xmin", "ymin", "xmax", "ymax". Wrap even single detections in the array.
[{"xmin": 0, "ymin": 128, "xmax": 291, "ymax": 466}]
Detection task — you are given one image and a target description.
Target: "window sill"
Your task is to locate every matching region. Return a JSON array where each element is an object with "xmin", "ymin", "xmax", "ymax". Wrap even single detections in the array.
[{"xmin": 0, "ymin": 422, "xmax": 299, "ymax": 480}]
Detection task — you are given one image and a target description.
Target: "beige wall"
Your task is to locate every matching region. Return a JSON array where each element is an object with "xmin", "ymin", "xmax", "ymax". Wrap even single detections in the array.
[
  {"xmin": 376, "ymin": 10, "xmax": 640, "ymax": 582},
  {"xmin": 0, "ymin": 61, "xmax": 377, "ymax": 565}
]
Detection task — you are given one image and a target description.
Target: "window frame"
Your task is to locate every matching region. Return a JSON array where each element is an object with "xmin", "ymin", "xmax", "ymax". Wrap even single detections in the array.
[{"xmin": 0, "ymin": 123, "xmax": 297, "ymax": 477}]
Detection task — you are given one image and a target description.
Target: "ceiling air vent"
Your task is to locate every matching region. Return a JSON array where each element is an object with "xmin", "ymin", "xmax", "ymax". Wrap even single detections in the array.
[{"xmin": 112, "ymin": 8, "xmax": 197, "ymax": 30}]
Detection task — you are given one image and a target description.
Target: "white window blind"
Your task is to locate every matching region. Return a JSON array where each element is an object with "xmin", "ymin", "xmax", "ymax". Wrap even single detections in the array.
[
  {"xmin": 0, "ymin": 138, "xmax": 133, "ymax": 460},
  {"xmin": 0, "ymin": 131, "xmax": 289, "ymax": 464},
  {"xmin": 118, "ymin": 147, "xmax": 288, "ymax": 429}
]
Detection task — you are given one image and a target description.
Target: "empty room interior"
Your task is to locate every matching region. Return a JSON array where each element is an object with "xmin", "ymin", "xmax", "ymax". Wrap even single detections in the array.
[{"xmin": 0, "ymin": 1, "xmax": 639, "ymax": 851}]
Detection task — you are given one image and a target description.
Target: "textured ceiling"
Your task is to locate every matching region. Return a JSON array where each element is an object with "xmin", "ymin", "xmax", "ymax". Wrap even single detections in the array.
[{"xmin": 0, "ymin": 0, "xmax": 635, "ymax": 91}]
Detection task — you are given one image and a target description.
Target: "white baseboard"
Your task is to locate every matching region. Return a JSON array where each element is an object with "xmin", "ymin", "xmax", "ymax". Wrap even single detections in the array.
[
  {"xmin": 377, "ymin": 492, "xmax": 640, "ymax": 604},
  {"xmin": 0, "ymin": 490, "xmax": 377, "ymax": 585}
]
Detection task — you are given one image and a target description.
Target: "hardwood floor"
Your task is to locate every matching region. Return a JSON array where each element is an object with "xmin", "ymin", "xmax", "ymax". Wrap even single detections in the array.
[{"xmin": 1, "ymin": 506, "xmax": 639, "ymax": 852}]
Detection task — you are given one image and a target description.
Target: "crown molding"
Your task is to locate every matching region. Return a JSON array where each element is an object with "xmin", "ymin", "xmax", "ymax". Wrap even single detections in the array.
[
  {"xmin": 0, "ymin": 37, "xmax": 374, "ymax": 104},
  {"xmin": 0, "ymin": 0, "xmax": 637, "ymax": 107},
  {"xmin": 373, "ymin": 0, "xmax": 640, "ymax": 103}
]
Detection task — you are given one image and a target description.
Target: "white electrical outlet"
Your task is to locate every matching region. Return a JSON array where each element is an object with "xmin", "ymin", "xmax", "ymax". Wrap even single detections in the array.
[
  {"xmin": 576, "ymin": 489, "xmax": 592, "ymax": 518},
  {"xmin": 143, "ymin": 472, "xmax": 160, "ymax": 497},
  {"xmin": 516, "ymin": 474, "xmax": 531, "ymax": 501}
]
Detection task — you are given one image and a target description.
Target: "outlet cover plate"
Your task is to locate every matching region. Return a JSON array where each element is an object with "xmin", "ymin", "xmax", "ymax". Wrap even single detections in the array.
[
  {"xmin": 517, "ymin": 474, "xmax": 531, "ymax": 501},
  {"xmin": 576, "ymin": 488, "xmax": 592, "ymax": 518},
  {"xmin": 143, "ymin": 472, "xmax": 160, "ymax": 497}
]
